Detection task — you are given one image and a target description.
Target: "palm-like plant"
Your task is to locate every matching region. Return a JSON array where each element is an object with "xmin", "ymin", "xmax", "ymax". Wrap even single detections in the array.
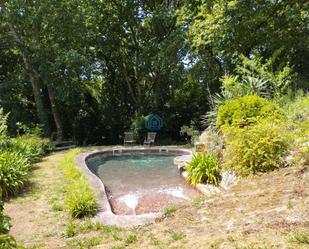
[
  {"xmin": 242, "ymin": 75, "xmax": 271, "ymax": 98},
  {"xmin": 201, "ymin": 92, "xmax": 228, "ymax": 127}
]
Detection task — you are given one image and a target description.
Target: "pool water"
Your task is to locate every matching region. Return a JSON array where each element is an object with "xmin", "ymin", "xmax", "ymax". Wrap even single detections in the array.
[{"xmin": 87, "ymin": 154, "xmax": 199, "ymax": 215}]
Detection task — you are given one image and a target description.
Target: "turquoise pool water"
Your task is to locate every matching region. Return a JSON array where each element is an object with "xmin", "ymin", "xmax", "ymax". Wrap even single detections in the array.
[{"xmin": 87, "ymin": 154, "xmax": 199, "ymax": 214}]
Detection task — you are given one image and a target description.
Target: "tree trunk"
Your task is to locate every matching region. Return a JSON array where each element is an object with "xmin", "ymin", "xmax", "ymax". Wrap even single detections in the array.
[
  {"xmin": 28, "ymin": 68, "xmax": 50, "ymax": 135},
  {"xmin": 47, "ymin": 84, "xmax": 63, "ymax": 141},
  {"xmin": 0, "ymin": 0, "xmax": 50, "ymax": 135},
  {"xmin": 33, "ymin": 3, "xmax": 64, "ymax": 141}
]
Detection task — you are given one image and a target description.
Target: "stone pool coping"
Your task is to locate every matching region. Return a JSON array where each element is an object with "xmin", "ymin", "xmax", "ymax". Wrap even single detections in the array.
[{"xmin": 76, "ymin": 147, "xmax": 192, "ymax": 227}]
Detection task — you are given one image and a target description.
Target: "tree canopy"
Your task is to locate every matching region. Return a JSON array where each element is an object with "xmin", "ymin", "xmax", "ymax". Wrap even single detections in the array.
[{"xmin": 0, "ymin": 0, "xmax": 308, "ymax": 144}]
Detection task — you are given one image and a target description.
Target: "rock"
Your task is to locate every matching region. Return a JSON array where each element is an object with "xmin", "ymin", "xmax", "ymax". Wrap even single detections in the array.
[
  {"xmin": 203, "ymin": 199, "xmax": 214, "ymax": 206},
  {"xmin": 174, "ymin": 155, "xmax": 193, "ymax": 167},
  {"xmin": 220, "ymin": 170, "xmax": 237, "ymax": 190},
  {"xmin": 177, "ymin": 162, "xmax": 186, "ymax": 170},
  {"xmin": 196, "ymin": 183, "xmax": 220, "ymax": 196},
  {"xmin": 182, "ymin": 171, "xmax": 189, "ymax": 179}
]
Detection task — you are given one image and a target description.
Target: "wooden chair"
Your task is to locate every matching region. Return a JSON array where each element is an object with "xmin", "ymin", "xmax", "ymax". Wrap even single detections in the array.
[
  {"xmin": 123, "ymin": 132, "xmax": 136, "ymax": 146},
  {"xmin": 144, "ymin": 132, "xmax": 157, "ymax": 146}
]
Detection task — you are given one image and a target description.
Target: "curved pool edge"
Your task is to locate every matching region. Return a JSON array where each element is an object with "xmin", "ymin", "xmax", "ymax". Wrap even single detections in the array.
[{"xmin": 75, "ymin": 147, "xmax": 192, "ymax": 227}]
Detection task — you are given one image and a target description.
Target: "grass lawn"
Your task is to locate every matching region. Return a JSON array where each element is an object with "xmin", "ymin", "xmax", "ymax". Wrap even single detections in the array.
[{"xmin": 4, "ymin": 148, "xmax": 309, "ymax": 249}]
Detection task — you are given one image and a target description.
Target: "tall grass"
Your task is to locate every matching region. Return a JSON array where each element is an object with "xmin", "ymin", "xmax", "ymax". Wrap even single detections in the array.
[{"xmin": 61, "ymin": 149, "xmax": 98, "ymax": 218}]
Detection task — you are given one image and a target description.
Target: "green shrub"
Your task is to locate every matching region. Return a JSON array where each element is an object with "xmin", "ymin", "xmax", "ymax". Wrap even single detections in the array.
[
  {"xmin": 0, "ymin": 151, "xmax": 30, "ymax": 198},
  {"xmin": 186, "ymin": 153, "xmax": 219, "ymax": 185},
  {"xmin": 216, "ymin": 95, "xmax": 284, "ymax": 129},
  {"xmin": 222, "ymin": 120, "xmax": 289, "ymax": 176},
  {"xmin": 6, "ymin": 136, "xmax": 52, "ymax": 163},
  {"xmin": 61, "ymin": 149, "xmax": 98, "ymax": 218}
]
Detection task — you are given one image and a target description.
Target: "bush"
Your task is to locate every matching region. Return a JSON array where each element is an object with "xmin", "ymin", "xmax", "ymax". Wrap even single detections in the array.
[
  {"xmin": 222, "ymin": 120, "xmax": 289, "ymax": 176},
  {"xmin": 180, "ymin": 125, "xmax": 200, "ymax": 145},
  {"xmin": 7, "ymin": 136, "xmax": 52, "ymax": 163},
  {"xmin": 286, "ymin": 95, "xmax": 309, "ymax": 124},
  {"xmin": 0, "ymin": 151, "xmax": 30, "ymax": 198},
  {"xmin": 61, "ymin": 149, "xmax": 98, "ymax": 218},
  {"xmin": 216, "ymin": 95, "xmax": 284, "ymax": 129},
  {"xmin": 186, "ymin": 153, "xmax": 219, "ymax": 185},
  {"xmin": 274, "ymin": 93, "xmax": 309, "ymax": 166},
  {"xmin": 198, "ymin": 126, "xmax": 224, "ymax": 162}
]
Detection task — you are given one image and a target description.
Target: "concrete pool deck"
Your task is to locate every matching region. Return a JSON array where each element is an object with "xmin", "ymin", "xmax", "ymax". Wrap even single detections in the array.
[{"xmin": 76, "ymin": 147, "xmax": 193, "ymax": 227}]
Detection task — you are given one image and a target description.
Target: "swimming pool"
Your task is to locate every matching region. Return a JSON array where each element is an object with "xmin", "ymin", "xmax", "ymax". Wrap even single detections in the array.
[
  {"xmin": 77, "ymin": 148, "xmax": 198, "ymax": 226},
  {"xmin": 87, "ymin": 153, "xmax": 199, "ymax": 215}
]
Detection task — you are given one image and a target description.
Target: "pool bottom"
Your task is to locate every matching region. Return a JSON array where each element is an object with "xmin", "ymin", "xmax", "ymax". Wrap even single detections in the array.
[
  {"xmin": 87, "ymin": 153, "xmax": 199, "ymax": 215},
  {"xmin": 77, "ymin": 148, "xmax": 195, "ymax": 227}
]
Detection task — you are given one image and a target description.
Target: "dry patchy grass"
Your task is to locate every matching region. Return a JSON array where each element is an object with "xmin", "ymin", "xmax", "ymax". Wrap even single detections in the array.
[{"xmin": 4, "ymin": 149, "xmax": 309, "ymax": 249}]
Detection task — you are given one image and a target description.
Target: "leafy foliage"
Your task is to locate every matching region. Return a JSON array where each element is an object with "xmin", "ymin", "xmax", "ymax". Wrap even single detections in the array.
[
  {"xmin": 6, "ymin": 136, "xmax": 52, "ymax": 163},
  {"xmin": 0, "ymin": 108, "xmax": 8, "ymax": 138},
  {"xmin": 198, "ymin": 127, "xmax": 224, "ymax": 162},
  {"xmin": 0, "ymin": 109, "xmax": 50, "ymax": 247},
  {"xmin": 0, "ymin": 151, "xmax": 30, "ymax": 198},
  {"xmin": 216, "ymin": 95, "xmax": 284, "ymax": 129},
  {"xmin": 130, "ymin": 115, "xmax": 147, "ymax": 144},
  {"xmin": 61, "ymin": 149, "xmax": 98, "ymax": 218},
  {"xmin": 276, "ymin": 92, "xmax": 309, "ymax": 166},
  {"xmin": 180, "ymin": 125, "xmax": 200, "ymax": 145},
  {"xmin": 186, "ymin": 153, "xmax": 219, "ymax": 185},
  {"xmin": 222, "ymin": 120, "xmax": 289, "ymax": 176},
  {"xmin": 0, "ymin": 234, "xmax": 18, "ymax": 249},
  {"xmin": 1, "ymin": 1, "xmax": 308, "ymax": 144},
  {"xmin": 180, "ymin": 0, "xmax": 308, "ymax": 89},
  {"xmin": 0, "ymin": 199, "xmax": 17, "ymax": 249},
  {"xmin": 66, "ymin": 181, "xmax": 98, "ymax": 218},
  {"xmin": 236, "ymin": 54, "xmax": 293, "ymax": 97},
  {"xmin": 0, "ymin": 201, "xmax": 11, "ymax": 234}
]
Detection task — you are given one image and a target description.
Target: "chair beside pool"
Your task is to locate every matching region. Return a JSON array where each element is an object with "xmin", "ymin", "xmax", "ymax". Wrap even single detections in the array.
[
  {"xmin": 124, "ymin": 132, "xmax": 136, "ymax": 146},
  {"xmin": 144, "ymin": 132, "xmax": 157, "ymax": 146}
]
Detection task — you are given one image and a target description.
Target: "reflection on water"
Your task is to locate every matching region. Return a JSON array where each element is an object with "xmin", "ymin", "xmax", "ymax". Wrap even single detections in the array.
[{"xmin": 87, "ymin": 154, "xmax": 199, "ymax": 214}]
